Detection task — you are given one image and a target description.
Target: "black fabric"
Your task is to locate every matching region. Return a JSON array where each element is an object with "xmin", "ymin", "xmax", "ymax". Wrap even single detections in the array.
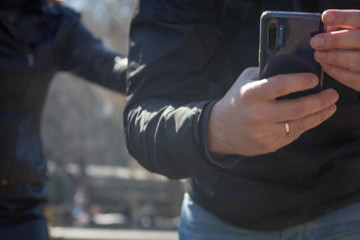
[
  {"xmin": 292, "ymin": 0, "xmax": 304, "ymax": 11},
  {"xmin": 125, "ymin": 0, "xmax": 360, "ymax": 231},
  {"xmin": 0, "ymin": 0, "xmax": 48, "ymax": 12},
  {"xmin": 0, "ymin": 3, "xmax": 125, "ymax": 230},
  {"xmin": 0, "ymin": 7, "xmax": 59, "ymax": 44},
  {"xmin": 0, "ymin": 217, "xmax": 49, "ymax": 240}
]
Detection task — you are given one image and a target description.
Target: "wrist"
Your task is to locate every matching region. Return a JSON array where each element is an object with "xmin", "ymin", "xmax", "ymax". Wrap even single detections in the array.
[{"xmin": 207, "ymin": 101, "xmax": 231, "ymax": 157}]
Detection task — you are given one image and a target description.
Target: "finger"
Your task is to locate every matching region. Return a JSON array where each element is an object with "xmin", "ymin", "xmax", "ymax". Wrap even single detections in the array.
[
  {"xmin": 254, "ymin": 73, "xmax": 319, "ymax": 100},
  {"xmin": 271, "ymin": 88, "xmax": 339, "ymax": 122},
  {"xmin": 315, "ymin": 50, "xmax": 360, "ymax": 70},
  {"xmin": 310, "ymin": 29, "xmax": 360, "ymax": 50},
  {"xmin": 322, "ymin": 63, "xmax": 360, "ymax": 91},
  {"xmin": 278, "ymin": 104, "xmax": 337, "ymax": 139},
  {"xmin": 323, "ymin": 10, "xmax": 360, "ymax": 29}
]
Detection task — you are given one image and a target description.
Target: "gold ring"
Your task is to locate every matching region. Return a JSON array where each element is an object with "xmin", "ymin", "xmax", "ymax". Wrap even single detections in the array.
[{"xmin": 284, "ymin": 122, "xmax": 290, "ymax": 137}]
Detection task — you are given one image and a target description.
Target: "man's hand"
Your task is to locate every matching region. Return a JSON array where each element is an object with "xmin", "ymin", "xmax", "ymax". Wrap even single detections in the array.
[
  {"xmin": 311, "ymin": 10, "xmax": 360, "ymax": 91},
  {"xmin": 207, "ymin": 67, "xmax": 339, "ymax": 157}
]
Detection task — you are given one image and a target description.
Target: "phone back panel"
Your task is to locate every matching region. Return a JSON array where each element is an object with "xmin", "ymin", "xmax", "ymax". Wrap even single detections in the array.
[{"xmin": 259, "ymin": 11, "xmax": 325, "ymax": 91}]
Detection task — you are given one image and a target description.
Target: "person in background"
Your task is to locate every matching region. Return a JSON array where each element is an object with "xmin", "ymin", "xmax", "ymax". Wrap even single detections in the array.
[
  {"xmin": 125, "ymin": 0, "xmax": 360, "ymax": 239},
  {"xmin": 0, "ymin": 0, "xmax": 127, "ymax": 239}
]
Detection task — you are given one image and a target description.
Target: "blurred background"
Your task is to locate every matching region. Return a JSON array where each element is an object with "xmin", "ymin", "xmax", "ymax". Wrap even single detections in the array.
[{"xmin": 41, "ymin": 0, "xmax": 184, "ymax": 238}]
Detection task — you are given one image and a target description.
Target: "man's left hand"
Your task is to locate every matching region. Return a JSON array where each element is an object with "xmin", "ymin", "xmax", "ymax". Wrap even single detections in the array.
[{"xmin": 311, "ymin": 9, "xmax": 360, "ymax": 91}]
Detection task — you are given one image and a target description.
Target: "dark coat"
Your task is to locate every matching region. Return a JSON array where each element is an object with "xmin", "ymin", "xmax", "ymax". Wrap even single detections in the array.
[{"xmin": 0, "ymin": 3, "xmax": 125, "ymax": 223}]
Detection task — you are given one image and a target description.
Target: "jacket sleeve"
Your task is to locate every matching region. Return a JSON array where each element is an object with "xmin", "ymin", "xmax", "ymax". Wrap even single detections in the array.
[
  {"xmin": 60, "ymin": 11, "xmax": 127, "ymax": 94},
  {"xmin": 124, "ymin": 0, "xmax": 239, "ymax": 180}
]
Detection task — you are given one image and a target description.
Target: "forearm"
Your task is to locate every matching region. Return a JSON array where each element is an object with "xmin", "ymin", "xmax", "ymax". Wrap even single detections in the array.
[
  {"xmin": 60, "ymin": 16, "xmax": 126, "ymax": 93},
  {"xmin": 125, "ymin": 0, "xmax": 227, "ymax": 179},
  {"xmin": 67, "ymin": 51, "xmax": 127, "ymax": 94},
  {"xmin": 124, "ymin": 98, "xmax": 215, "ymax": 179}
]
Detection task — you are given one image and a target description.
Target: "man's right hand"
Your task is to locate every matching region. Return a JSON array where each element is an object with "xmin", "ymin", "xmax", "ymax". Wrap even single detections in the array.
[{"xmin": 207, "ymin": 67, "xmax": 339, "ymax": 157}]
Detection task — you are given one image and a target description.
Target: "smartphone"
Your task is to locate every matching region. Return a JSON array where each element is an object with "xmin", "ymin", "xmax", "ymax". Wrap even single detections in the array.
[{"xmin": 259, "ymin": 11, "xmax": 326, "ymax": 98}]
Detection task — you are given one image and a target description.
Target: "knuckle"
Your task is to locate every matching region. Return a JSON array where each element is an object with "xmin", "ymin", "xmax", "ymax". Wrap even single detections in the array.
[
  {"xmin": 332, "ymin": 34, "xmax": 340, "ymax": 47},
  {"xmin": 339, "ymin": 12, "xmax": 347, "ymax": 25},
  {"xmin": 273, "ymin": 78, "xmax": 288, "ymax": 96},
  {"xmin": 247, "ymin": 110, "xmax": 264, "ymax": 126},
  {"xmin": 249, "ymin": 126, "xmax": 268, "ymax": 143},
  {"xmin": 294, "ymin": 121, "xmax": 306, "ymax": 135},
  {"xmin": 251, "ymin": 130, "xmax": 263, "ymax": 141},
  {"xmin": 354, "ymin": 31, "xmax": 360, "ymax": 44},
  {"xmin": 333, "ymin": 70, "xmax": 341, "ymax": 80},
  {"xmin": 319, "ymin": 93, "xmax": 330, "ymax": 109},
  {"xmin": 248, "ymin": 128, "xmax": 263, "ymax": 145},
  {"xmin": 243, "ymin": 67, "xmax": 260, "ymax": 79},
  {"xmin": 328, "ymin": 65, "xmax": 340, "ymax": 79},
  {"xmin": 241, "ymin": 93, "xmax": 252, "ymax": 105},
  {"xmin": 352, "ymin": 55, "xmax": 360, "ymax": 69},
  {"xmin": 240, "ymin": 86, "xmax": 255, "ymax": 104},
  {"xmin": 333, "ymin": 51, "xmax": 342, "ymax": 65},
  {"xmin": 290, "ymin": 102, "xmax": 306, "ymax": 118}
]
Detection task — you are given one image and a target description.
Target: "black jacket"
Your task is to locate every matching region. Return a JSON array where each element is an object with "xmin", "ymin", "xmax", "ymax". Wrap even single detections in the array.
[
  {"xmin": 0, "ymin": 3, "xmax": 126, "ymax": 222},
  {"xmin": 125, "ymin": 0, "xmax": 360, "ymax": 230}
]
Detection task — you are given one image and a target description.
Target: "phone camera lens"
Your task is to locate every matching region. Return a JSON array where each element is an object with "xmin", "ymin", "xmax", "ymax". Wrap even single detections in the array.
[{"xmin": 268, "ymin": 21, "xmax": 278, "ymax": 51}]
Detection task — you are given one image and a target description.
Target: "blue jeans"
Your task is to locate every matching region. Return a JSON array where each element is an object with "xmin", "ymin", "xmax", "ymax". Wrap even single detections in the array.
[{"xmin": 178, "ymin": 193, "xmax": 360, "ymax": 240}]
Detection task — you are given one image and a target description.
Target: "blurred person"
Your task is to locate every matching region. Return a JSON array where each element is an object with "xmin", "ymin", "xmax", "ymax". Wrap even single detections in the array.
[
  {"xmin": 125, "ymin": 0, "xmax": 360, "ymax": 239},
  {"xmin": 72, "ymin": 185, "xmax": 90, "ymax": 227},
  {"xmin": 0, "ymin": 0, "xmax": 127, "ymax": 239}
]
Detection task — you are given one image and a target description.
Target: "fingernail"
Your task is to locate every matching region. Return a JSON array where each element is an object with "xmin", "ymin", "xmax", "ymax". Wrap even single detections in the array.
[
  {"xmin": 311, "ymin": 76, "xmax": 318, "ymax": 86},
  {"xmin": 310, "ymin": 36, "xmax": 325, "ymax": 48},
  {"xmin": 324, "ymin": 12, "xmax": 336, "ymax": 23},
  {"xmin": 315, "ymin": 51, "xmax": 327, "ymax": 60}
]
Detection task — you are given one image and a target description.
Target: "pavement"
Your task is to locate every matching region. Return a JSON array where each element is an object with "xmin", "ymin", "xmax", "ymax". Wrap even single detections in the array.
[{"xmin": 50, "ymin": 227, "xmax": 178, "ymax": 240}]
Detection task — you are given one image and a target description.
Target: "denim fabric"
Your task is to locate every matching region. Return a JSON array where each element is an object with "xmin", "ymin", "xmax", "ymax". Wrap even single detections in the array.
[{"xmin": 179, "ymin": 193, "xmax": 360, "ymax": 240}]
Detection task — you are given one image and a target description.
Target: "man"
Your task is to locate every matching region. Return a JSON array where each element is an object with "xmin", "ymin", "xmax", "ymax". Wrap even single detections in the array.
[
  {"xmin": 0, "ymin": 0, "xmax": 127, "ymax": 239},
  {"xmin": 125, "ymin": 0, "xmax": 360, "ymax": 239}
]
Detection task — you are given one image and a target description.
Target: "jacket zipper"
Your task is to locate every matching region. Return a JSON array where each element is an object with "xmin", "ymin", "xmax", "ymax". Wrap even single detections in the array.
[{"xmin": 1, "ymin": 53, "xmax": 35, "ymax": 187}]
